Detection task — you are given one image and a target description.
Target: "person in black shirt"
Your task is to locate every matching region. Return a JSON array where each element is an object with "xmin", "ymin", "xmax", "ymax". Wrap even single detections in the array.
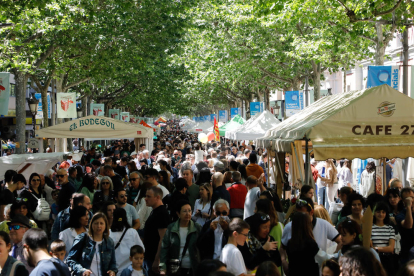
[
  {"xmin": 56, "ymin": 169, "xmax": 76, "ymax": 211},
  {"xmin": 22, "ymin": 228, "xmax": 70, "ymax": 276},
  {"xmin": 144, "ymin": 186, "xmax": 170, "ymax": 276},
  {"xmin": 1, "ymin": 173, "xmax": 24, "ymax": 210},
  {"xmin": 103, "ymin": 165, "xmax": 124, "ymax": 191},
  {"xmin": 210, "ymin": 172, "xmax": 231, "ymax": 213}
]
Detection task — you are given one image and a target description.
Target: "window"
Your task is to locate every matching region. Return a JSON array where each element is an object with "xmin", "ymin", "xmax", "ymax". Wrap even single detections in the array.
[{"xmin": 10, "ymin": 83, "xmax": 16, "ymax": 96}]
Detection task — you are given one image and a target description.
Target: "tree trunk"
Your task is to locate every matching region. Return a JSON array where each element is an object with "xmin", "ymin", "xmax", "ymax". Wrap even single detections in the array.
[
  {"xmin": 264, "ymin": 87, "xmax": 270, "ymax": 111},
  {"xmin": 14, "ymin": 70, "xmax": 28, "ymax": 154},
  {"xmin": 51, "ymin": 79, "xmax": 56, "ymax": 126},
  {"xmin": 292, "ymin": 78, "xmax": 300, "ymax": 91},
  {"xmin": 311, "ymin": 62, "xmax": 321, "ymax": 101},
  {"xmin": 343, "ymin": 67, "xmax": 347, "ymax": 93},
  {"xmin": 375, "ymin": 22, "xmax": 385, "ymax": 65}
]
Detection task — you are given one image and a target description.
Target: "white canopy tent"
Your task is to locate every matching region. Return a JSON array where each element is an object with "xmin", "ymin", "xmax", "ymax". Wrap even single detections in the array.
[
  {"xmin": 181, "ymin": 120, "xmax": 197, "ymax": 130},
  {"xmin": 0, "ymin": 152, "xmax": 81, "ymax": 182},
  {"xmin": 206, "ymin": 122, "xmax": 224, "ymax": 133},
  {"xmin": 257, "ymin": 84, "xmax": 414, "ymax": 161},
  {"xmin": 35, "ymin": 115, "xmax": 154, "ymax": 153},
  {"xmin": 188, "ymin": 121, "xmax": 213, "ymax": 133},
  {"xmin": 228, "ymin": 110, "xmax": 281, "ymax": 140}
]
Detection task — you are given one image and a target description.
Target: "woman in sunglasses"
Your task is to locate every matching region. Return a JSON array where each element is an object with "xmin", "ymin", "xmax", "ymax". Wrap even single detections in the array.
[
  {"xmin": 19, "ymin": 173, "xmax": 46, "ymax": 215},
  {"xmin": 93, "ymin": 176, "xmax": 115, "ymax": 213},
  {"xmin": 240, "ymin": 212, "xmax": 281, "ymax": 271}
]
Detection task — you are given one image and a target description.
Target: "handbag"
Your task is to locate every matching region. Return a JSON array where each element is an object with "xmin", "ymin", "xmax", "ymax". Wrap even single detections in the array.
[
  {"xmin": 31, "ymin": 193, "xmax": 51, "ymax": 221},
  {"xmin": 167, "ymin": 234, "xmax": 191, "ymax": 276}
]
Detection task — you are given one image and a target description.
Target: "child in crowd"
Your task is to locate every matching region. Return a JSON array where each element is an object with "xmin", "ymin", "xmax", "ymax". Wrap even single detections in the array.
[
  {"xmin": 49, "ymin": 239, "xmax": 66, "ymax": 262},
  {"xmin": 121, "ymin": 245, "xmax": 148, "ymax": 276},
  {"xmin": 50, "ymin": 189, "xmax": 60, "ymax": 220},
  {"xmin": 220, "ymin": 218, "xmax": 250, "ymax": 276}
]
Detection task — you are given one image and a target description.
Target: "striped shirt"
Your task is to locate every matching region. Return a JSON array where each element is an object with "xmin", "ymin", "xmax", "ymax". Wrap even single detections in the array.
[{"xmin": 371, "ymin": 224, "xmax": 395, "ymax": 248}]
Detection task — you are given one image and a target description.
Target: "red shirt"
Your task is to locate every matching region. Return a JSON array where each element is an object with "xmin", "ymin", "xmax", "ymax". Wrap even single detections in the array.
[{"xmin": 227, "ymin": 183, "xmax": 248, "ymax": 209}]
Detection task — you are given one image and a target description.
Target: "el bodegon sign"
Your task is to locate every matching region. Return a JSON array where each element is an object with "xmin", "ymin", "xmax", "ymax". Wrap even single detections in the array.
[{"xmin": 70, "ymin": 118, "xmax": 115, "ymax": 131}]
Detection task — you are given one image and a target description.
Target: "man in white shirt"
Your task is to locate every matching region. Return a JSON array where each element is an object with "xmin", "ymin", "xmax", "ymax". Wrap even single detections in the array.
[{"xmin": 243, "ymin": 175, "xmax": 266, "ymax": 219}]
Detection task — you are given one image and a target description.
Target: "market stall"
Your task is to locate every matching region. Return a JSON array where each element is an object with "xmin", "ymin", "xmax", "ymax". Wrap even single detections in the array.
[
  {"xmin": 219, "ymin": 115, "xmax": 245, "ymax": 136},
  {"xmin": 226, "ymin": 110, "xmax": 280, "ymax": 140},
  {"xmin": 188, "ymin": 121, "xmax": 213, "ymax": 133},
  {"xmin": 35, "ymin": 115, "xmax": 153, "ymax": 153}
]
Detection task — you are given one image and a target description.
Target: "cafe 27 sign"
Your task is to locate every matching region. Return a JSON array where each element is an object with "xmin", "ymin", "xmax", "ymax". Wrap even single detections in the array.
[
  {"xmin": 350, "ymin": 101, "xmax": 413, "ymax": 136},
  {"xmin": 69, "ymin": 118, "xmax": 115, "ymax": 131}
]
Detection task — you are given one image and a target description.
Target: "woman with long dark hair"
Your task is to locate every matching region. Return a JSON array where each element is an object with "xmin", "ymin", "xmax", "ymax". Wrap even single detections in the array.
[
  {"xmin": 109, "ymin": 208, "xmax": 144, "ymax": 274},
  {"xmin": 340, "ymin": 247, "xmax": 387, "ymax": 276},
  {"xmin": 59, "ymin": 206, "xmax": 89, "ymax": 257},
  {"xmin": 286, "ymin": 212, "xmax": 319, "ymax": 276},
  {"xmin": 158, "ymin": 170, "xmax": 171, "ymax": 192},
  {"xmin": 238, "ymin": 164, "xmax": 248, "ymax": 185},
  {"xmin": 240, "ymin": 212, "xmax": 281, "ymax": 270},
  {"xmin": 79, "ymin": 173, "xmax": 98, "ymax": 203},
  {"xmin": 385, "ymin": 188, "xmax": 404, "ymax": 225},
  {"xmin": 196, "ymin": 168, "xmax": 212, "ymax": 186},
  {"xmin": 20, "ymin": 173, "xmax": 46, "ymax": 214},
  {"xmin": 361, "ymin": 161, "xmax": 376, "ymax": 198}
]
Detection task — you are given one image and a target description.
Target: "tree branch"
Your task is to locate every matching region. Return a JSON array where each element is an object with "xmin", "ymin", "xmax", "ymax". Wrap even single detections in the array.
[
  {"xmin": 327, "ymin": 21, "xmax": 377, "ymax": 43},
  {"xmin": 34, "ymin": 45, "xmax": 56, "ymax": 68},
  {"xmin": 64, "ymin": 77, "xmax": 91, "ymax": 90},
  {"xmin": 15, "ymin": 31, "xmax": 43, "ymax": 52}
]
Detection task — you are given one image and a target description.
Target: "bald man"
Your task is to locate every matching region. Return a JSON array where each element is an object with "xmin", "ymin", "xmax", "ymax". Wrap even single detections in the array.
[{"xmin": 56, "ymin": 169, "xmax": 76, "ymax": 211}]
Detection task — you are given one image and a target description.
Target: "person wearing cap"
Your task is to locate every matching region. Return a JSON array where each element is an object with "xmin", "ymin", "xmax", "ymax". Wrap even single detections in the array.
[
  {"xmin": 214, "ymin": 161, "xmax": 225, "ymax": 174},
  {"xmin": 8, "ymin": 214, "xmax": 32, "ymax": 273}
]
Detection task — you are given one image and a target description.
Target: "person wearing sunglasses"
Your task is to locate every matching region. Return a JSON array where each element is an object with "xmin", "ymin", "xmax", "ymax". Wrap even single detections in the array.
[
  {"xmin": 7, "ymin": 214, "xmax": 32, "ymax": 273},
  {"xmin": 93, "ymin": 176, "xmax": 115, "ymax": 213},
  {"xmin": 241, "ymin": 212, "xmax": 281, "ymax": 271},
  {"xmin": 56, "ymin": 169, "xmax": 76, "ymax": 212},
  {"xmin": 280, "ymin": 197, "xmax": 341, "ymax": 274},
  {"xmin": 115, "ymin": 190, "xmax": 141, "ymax": 230},
  {"xmin": 197, "ymin": 199, "xmax": 230, "ymax": 260}
]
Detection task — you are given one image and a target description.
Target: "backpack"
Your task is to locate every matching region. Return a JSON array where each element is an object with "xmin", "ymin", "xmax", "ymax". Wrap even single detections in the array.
[{"xmin": 31, "ymin": 193, "xmax": 51, "ymax": 221}]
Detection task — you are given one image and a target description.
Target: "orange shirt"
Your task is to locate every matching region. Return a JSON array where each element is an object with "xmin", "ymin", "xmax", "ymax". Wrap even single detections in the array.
[{"xmin": 246, "ymin": 163, "xmax": 266, "ymax": 181}]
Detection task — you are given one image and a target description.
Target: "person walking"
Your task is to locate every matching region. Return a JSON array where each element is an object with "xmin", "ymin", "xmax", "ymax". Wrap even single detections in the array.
[{"xmin": 0, "ymin": 231, "xmax": 28, "ymax": 276}]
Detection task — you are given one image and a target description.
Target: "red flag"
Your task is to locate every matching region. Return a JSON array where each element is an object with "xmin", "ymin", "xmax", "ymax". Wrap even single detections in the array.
[{"xmin": 214, "ymin": 117, "xmax": 220, "ymax": 141}]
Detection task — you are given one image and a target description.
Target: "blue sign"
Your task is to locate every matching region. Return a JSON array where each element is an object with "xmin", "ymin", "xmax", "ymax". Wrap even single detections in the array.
[
  {"xmin": 219, "ymin": 110, "xmax": 228, "ymax": 123},
  {"xmin": 35, "ymin": 93, "xmax": 51, "ymax": 119},
  {"xmin": 250, "ymin": 102, "xmax": 263, "ymax": 116},
  {"xmin": 199, "ymin": 116, "xmax": 204, "ymax": 122},
  {"xmin": 204, "ymin": 115, "xmax": 209, "ymax": 121},
  {"xmin": 194, "ymin": 117, "xmax": 199, "ymax": 122},
  {"xmin": 210, "ymin": 114, "xmax": 217, "ymax": 122},
  {"xmin": 230, "ymin": 108, "xmax": 241, "ymax": 119},
  {"xmin": 285, "ymin": 91, "xmax": 302, "ymax": 118},
  {"xmin": 299, "ymin": 92, "xmax": 304, "ymax": 110},
  {"xmin": 367, "ymin": 66, "xmax": 399, "ymax": 90}
]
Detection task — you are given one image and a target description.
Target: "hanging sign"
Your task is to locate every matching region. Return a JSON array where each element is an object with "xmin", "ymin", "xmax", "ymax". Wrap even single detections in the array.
[
  {"xmin": 230, "ymin": 108, "xmax": 241, "ymax": 119},
  {"xmin": 120, "ymin": 112, "xmax": 130, "ymax": 122},
  {"xmin": 367, "ymin": 66, "xmax": 400, "ymax": 91},
  {"xmin": 0, "ymin": 73, "xmax": 10, "ymax": 116},
  {"xmin": 90, "ymin": 103, "xmax": 105, "ymax": 116},
  {"xmin": 57, "ymin": 93, "xmax": 76, "ymax": 118},
  {"xmin": 219, "ymin": 110, "xmax": 228, "ymax": 123},
  {"xmin": 108, "ymin": 109, "xmax": 120, "ymax": 120}
]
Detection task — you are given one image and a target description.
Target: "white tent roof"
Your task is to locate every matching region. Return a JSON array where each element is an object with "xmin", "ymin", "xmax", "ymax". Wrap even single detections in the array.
[
  {"xmin": 0, "ymin": 152, "xmax": 78, "ymax": 182},
  {"xmin": 257, "ymin": 84, "xmax": 414, "ymax": 160},
  {"xmin": 206, "ymin": 122, "xmax": 224, "ymax": 133},
  {"xmin": 226, "ymin": 110, "xmax": 280, "ymax": 140},
  {"xmin": 188, "ymin": 121, "xmax": 213, "ymax": 133},
  {"xmin": 181, "ymin": 119, "xmax": 197, "ymax": 130}
]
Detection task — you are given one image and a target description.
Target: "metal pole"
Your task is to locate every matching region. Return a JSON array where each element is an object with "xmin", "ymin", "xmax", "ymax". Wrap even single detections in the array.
[
  {"xmin": 403, "ymin": 27, "xmax": 409, "ymax": 95},
  {"xmin": 305, "ymin": 139, "xmax": 309, "ymax": 186},
  {"xmin": 305, "ymin": 73, "xmax": 309, "ymax": 107},
  {"xmin": 383, "ymin": 158, "xmax": 387, "ymax": 195}
]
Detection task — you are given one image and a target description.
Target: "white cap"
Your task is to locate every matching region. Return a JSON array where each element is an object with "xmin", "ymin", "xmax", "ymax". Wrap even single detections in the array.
[{"xmin": 131, "ymin": 151, "xmax": 137, "ymax": 156}]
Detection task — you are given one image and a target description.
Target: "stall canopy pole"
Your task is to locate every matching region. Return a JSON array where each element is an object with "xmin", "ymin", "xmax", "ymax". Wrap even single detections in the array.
[
  {"xmin": 383, "ymin": 157, "xmax": 387, "ymax": 195},
  {"xmin": 305, "ymin": 138, "xmax": 309, "ymax": 186}
]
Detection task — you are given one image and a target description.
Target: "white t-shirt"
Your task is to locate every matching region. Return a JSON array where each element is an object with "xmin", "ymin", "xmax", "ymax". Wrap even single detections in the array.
[
  {"xmin": 179, "ymin": 228, "xmax": 191, "ymax": 268},
  {"xmin": 157, "ymin": 184, "xmax": 170, "ymax": 198},
  {"xmin": 244, "ymin": 187, "xmax": 260, "ymax": 219},
  {"xmin": 90, "ymin": 241, "xmax": 103, "ymax": 276},
  {"xmin": 282, "ymin": 217, "xmax": 339, "ymax": 252},
  {"xmin": 220, "ymin": 244, "xmax": 247, "ymax": 276},
  {"xmin": 131, "ymin": 269, "xmax": 144, "ymax": 276}
]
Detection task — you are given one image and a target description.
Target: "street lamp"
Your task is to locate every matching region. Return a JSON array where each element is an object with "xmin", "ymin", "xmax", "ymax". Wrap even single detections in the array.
[
  {"xmin": 77, "ymin": 106, "xmax": 83, "ymax": 118},
  {"xmin": 26, "ymin": 93, "xmax": 39, "ymax": 138}
]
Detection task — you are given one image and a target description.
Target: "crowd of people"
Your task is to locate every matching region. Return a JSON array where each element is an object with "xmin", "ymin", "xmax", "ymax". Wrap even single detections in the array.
[{"xmin": 0, "ymin": 119, "xmax": 414, "ymax": 276}]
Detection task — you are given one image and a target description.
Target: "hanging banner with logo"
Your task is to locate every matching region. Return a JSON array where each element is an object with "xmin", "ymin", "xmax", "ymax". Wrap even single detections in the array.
[
  {"xmin": 203, "ymin": 115, "xmax": 209, "ymax": 122},
  {"xmin": 285, "ymin": 91, "xmax": 304, "ymax": 118},
  {"xmin": 230, "ymin": 108, "xmax": 241, "ymax": 119},
  {"xmin": 367, "ymin": 66, "xmax": 400, "ymax": 91},
  {"xmin": 194, "ymin": 117, "xmax": 199, "ymax": 122},
  {"xmin": 0, "ymin": 73, "xmax": 10, "ymax": 116},
  {"xmin": 108, "ymin": 109, "xmax": 120, "ymax": 120},
  {"xmin": 199, "ymin": 116, "xmax": 205, "ymax": 122},
  {"xmin": 129, "ymin": 115, "xmax": 138, "ymax": 123},
  {"xmin": 90, "ymin": 103, "xmax": 105, "ymax": 116},
  {"xmin": 120, "ymin": 112, "xmax": 130, "ymax": 122},
  {"xmin": 210, "ymin": 114, "xmax": 217, "ymax": 122},
  {"xmin": 56, "ymin": 93, "xmax": 76, "ymax": 118},
  {"xmin": 250, "ymin": 102, "xmax": 264, "ymax": 116},
  {"xmin": 35, "ymin": 93, "xmax": 52, "ymax": 119},
  {"xmin": 219, "ymin": 110, "xmax": 228, "ymax": 123}
]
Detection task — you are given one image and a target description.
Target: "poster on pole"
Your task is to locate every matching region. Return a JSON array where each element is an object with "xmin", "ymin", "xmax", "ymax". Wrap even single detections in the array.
[
  {"xmin": 219, "ymin": 110, "xmax": 228, "ymax": 123},
  {"xmin": 367, "ymin": 66, "xmax": 400, "ymax": 91},
  {"xmin": 250, "ymin": 102, "xmax": 264, "ymax": 116},
  {"xmin": 194, "ymin": 117, "xmax": 199, "ymax": 122},
  {"xmin": 376, "ymin": 164, "xmax": 385, "ymax": 195},
  {"xmin": 108, "ymin": 109, "xmax": 120, "ymax": 120},
  {"xmin": 129, "ymin": 115, "xmax": 138, "ymax": 123},
  {"xmin": 203, "ymin": 115, "xmax": 209, "ymax": 122},
  {"xmin": 56, "ymin": 93, "xmax": 76, "ymax": 118},
  {"xmin": 210, "ymin": 114, "xmax": 217, "ymax": 122},
  {"xmin": 285, "ymin": 91, "xmax": 303, "ymax": 118},
  {"xmin": 90, "ymin": 103, "xmax": 105, "ymax": 116},
  {"xmin": 120, "ymin": 112, "xmax": 130, "ymax": 122},
  {"xmin": 199, "ymin": 116, "xmax": 205, "ymax": 122},
  {"xmin": 35, "ymin": 93, "xmax": 52, "ymax": 119},
  {"xmin": 0, "ymin": 73, "xmax": 10, "ymax": 116},
  {"xmin": 230, "ymin": 108, "xmax": 241, "ymax": 119}
]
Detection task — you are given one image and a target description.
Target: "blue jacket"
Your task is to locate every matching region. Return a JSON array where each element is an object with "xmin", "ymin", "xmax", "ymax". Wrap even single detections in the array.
[
  {"xmin": 120, "ymin": 265, "xmax": 149, "ymax": 276},
  {"xmin": 67, "ymin": 232, "xmax": 118, "ymax": 276},
  {"xmin": 51, "ymin": 207, "xmax": 70, "ymax": 241}
]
